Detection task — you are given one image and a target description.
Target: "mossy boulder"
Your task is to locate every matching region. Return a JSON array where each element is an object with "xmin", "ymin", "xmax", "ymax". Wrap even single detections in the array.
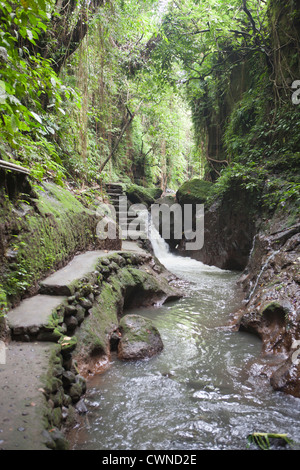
[
  {"xmin": 75, "ymin": 281, "xmax": 119, "ymax": 363},
  {"xmin": 75, "ymin": 263, "xmax": 178, "ymax": 364},
  {"xmin": 176, "ymin": 179, "xmax": 213, "ymax": 205},
  {"xmin": 74, "ymin": 253, "xmax": 180, "ymax": 371},
  {"xmin": 118, "ymin": 314, "xmax": 163, "ymax": 360},
  {"xmin": 126, "ymin": 184, "xmax": 162, "ymax": 207}
]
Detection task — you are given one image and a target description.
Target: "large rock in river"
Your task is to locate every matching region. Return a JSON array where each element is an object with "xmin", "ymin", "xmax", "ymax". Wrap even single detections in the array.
[{"xmin": 118, "ymin": 314, "xmax": 163, "ymax": 361}]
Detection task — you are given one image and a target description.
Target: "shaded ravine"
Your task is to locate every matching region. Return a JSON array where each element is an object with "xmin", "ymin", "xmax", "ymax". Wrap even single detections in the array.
[{"xmin": 70, "ymin": 225, "xmax": 300, "ymax": 450}]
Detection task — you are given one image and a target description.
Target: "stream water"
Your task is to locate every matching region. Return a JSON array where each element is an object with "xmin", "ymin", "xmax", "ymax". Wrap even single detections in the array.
[{"xmin": 71, "ymin": 225, "xmax": 300, "ymax": 451}]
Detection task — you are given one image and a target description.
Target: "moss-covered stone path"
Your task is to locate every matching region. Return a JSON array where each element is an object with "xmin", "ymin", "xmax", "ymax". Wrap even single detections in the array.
[{"xmin": 0, "ymin": 241, "xmax": 147, "ymax": 450}]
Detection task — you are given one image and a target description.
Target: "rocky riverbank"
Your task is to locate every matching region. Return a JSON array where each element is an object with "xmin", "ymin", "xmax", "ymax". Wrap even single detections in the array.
[
  {"xmin": 174, "ymin": 178, "xmax": 300, "ymax": 398},
  {"xmin": 233, "ymin": 214, "xmax": 300, "ymax": 397}
]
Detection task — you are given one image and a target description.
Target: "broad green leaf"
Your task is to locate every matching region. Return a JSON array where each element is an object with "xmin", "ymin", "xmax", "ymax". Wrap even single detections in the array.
[{"xmin": 30, "ymin": 111, "xmax": 43, "ymax": 123}]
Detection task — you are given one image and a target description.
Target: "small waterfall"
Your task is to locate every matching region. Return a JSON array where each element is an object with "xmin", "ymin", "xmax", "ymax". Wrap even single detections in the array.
[
  {"xmin": 148, "ymin": 214, "xmax": 224, "ymax": 275},
  {"xmin": 149, "ymin": 217, "xmax": 172, "ymax": 261}
]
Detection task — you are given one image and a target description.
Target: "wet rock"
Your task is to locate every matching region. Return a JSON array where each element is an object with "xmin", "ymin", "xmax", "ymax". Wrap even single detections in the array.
[
  {"xmin": 63, "ymin": 393, "xmax": 72, "ymax": 407},
  {"xmin": 87, "ymin": 293, "xmax": 94, "ymax": 303},
  {"xmin": 75, "ymin": 374, "xmax": 86, "ymax": 394},
  {"xmin": 47, "ymin": 427, "xmax": 69, "ymax": 450},
  {"xmin": 68, "ymin": 383, "xmax": 82, "ymax": 403},
  {"xmin": 270, "ymin": 360, "xmax": 300, "ymax": 398},
  {"xmin": 65, "ymin": 305, "xmax": 78, "ymax": 317},
  {"xmin": 79, "ymin": 298, "xmax": 93, "ymax": 310},
  {"xmin": 61, "ymin": 406, "xmax": 69, "ymax": 420},
  {"xmin": 51, "ymin": 407, "xmax": 62, "ymax": 427},
  {"xmin": 0, "ymin": 46, "xmax": 8, "ymax": 63},
  {"xmin": 62, "ymin": 370, "xmax": 76, "ymax": 388},
  {"xmin": 110, "ymin": 329, "xmax": 121, "ymax": 351},
  {"xmin": 118, "ymin": 314, "xmax": 164, "ymax": 361},
  {"xmin": 235, "ymin": 209, "xmax": 300, "ymax": 397},
  {"xmin": 175, "ymin": 178, "xmax": 259, "ymax": 270},
  {"xmin": 51, "ymin": 389, "xmax": 65, "ymax": 408},
  {"xmin": 65, "ymin": 315, "xmax": 78, "ymax": 332},
  {"xmin": 42, "ymin": 430, "xmax": 56, "ymax": 450},
  {"xmin": 75, "ymin": 399, "xmax": 88, "ymax": 415},
  {"xmin": 240, "ymin": 300, "xmax": 291, "ymax": 355},
  {"xmin": 75, "ymin": 305, "xmax": 86, "ymax": 324},
  {"xmin": 68, "ymin": 375, "xmax": 86, "ymax": 403}
]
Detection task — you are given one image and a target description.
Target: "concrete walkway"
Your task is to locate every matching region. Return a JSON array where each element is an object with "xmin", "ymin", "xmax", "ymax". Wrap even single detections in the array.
[
  {"xmin": 0, "ymin": 241, "xmax": 147, "ymax": 450},
  {"xmin": 7, "ymin": 295, "xmax": 66, "ymax": 337},
  {"xmin": 40, "ymin": 243, "xmax": 146, "ymax": 295},
  {"xmin": 0, "ymin": 342, "xmax": 60, "ymax": 450},
  {"xmin": 39, "ymin": 250, "xmax": 109, "ymax": 295}
]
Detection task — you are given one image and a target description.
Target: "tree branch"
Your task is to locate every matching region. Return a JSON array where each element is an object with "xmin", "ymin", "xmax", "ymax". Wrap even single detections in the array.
[
  {"xmin": 99, "ymin": 101, "xmax": 143, "ymax": 173},
  {"xmin": 242, "ymin": 0, "xmax": 258, "ymax": 34}
]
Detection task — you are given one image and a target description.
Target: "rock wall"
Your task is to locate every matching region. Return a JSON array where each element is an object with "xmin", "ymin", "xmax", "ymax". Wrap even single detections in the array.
[
  {"xmin": 0, "ymin": 178, "xmax": 120, "ymax": 318},
  {"xmin": 175, "ymin": 179, "xmax": 260, "ymax": 271},
  {"xmin": 232, "ymin": 209, "xmax": 300, "ymax": 397}
]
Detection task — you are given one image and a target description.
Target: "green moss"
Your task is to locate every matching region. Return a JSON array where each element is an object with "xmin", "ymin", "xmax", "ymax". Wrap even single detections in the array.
[
  {"xmin": 74, "ymin": 260, "xmax": 175, "ymax": 361},
  {"xmin": 126, "ymin": 184, "xmax": 162, "ymax": 207},
  {"xmin": 40, "ymin": 343, "xmax": 63, "ymax": 396},
  {"xmin": 0, "ymin": 181, "xmax": 102, "ymax": 306},
  {"xmin": 75, "ymin": 281, "xmax": 120, "ymax": 358},
  {"xmin": 118, "ymin": 314, "xmax": 164, "ymax": 360},
  {"xmin": 261, "ymin": 301, "xmax": 282, "ymax": 313},
  {"xmin": 260, "ymin": 301, "xmax": 291, "ymax": 320},
  {"xmin": 176, "ymin": 179, "xmax": 214, "ymax": 205},
  {"xmin": 0, "ymin": 285, "xmax": 8, "ymax": 318},
  {"xmin": 119, "ymin": 314, "xmax": 157, "ymax": 344},
  {"xmin": 58, "ymin": 335, "xmax": 78, "ymax": 354}
]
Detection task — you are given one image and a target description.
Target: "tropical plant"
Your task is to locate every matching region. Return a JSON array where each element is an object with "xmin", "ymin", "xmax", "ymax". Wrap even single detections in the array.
[{"xmin": 247, "ymin": 432, "xmax": 294, "ymax": 450}]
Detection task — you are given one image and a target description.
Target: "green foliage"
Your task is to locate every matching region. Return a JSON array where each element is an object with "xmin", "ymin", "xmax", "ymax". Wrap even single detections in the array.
[
  {"xmin": 224, "ymin": 80, "xmax": 300, "ymax": 169},
  {"xmin": 126, "ymin": 183, "xmax": 162, "ymax": 206},
  {"xmin": 0, "ymin": 1, "xmax": 60, "ymax": 137},
  {"xmin": 0, "ymin": 0, "xmax": 299, "ymax": 201},
  {"xmin": 208, "ymin": 162, "xmax": 267, "ymax": 203},
  {"xmin": 247, "ymin": 432, "xmax": 294, "ymax": 450},
  {"xmin": 57, "ymin": 0, "xmax": 194, "ymax": 189},
  {"xmin": 0, "ymin": 0, "xmax": 83, "ymax": 185},
  {"xmin": 0, "ymin": 182, "xmax": 100, "ymax": 304},
  {"xmin": 262, "ymin": 175, "xmax": 300, "ymax": 214},
  {"xmin": 0, "ymin": 285, "xmax": 8, "ymax": 318},
  {"xmin": 176, "ymin": 178, "xmax": 214, "ymax": 204}
]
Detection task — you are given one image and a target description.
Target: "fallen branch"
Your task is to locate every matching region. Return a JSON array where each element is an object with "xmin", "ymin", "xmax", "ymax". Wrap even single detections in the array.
[{"xmin": 207, "ymin": 156, "xmax": 229, "ymax": 165}]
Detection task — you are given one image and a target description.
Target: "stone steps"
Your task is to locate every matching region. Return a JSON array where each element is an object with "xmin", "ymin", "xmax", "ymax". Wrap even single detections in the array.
[
  {"xmin": 0, "ymin": 241, "xmax": 149, "ymax": 449},
  {"xmin": 7, "ymin": 294, "xmax": 67, "ymax": 342},
  {"xmin": 7, "ymin": 250, "xmax": 111, "ymax": 342},
  {"xmin": 7, "ymin": 244, "xmax": 147, "ymax": 340},
  {"xmin": 39, "ymin": 250, "xmax": 108, "ymax": 296},
  {"xmin": 105, "ymin": 183, "xmax": 142, "ymax": 233}
]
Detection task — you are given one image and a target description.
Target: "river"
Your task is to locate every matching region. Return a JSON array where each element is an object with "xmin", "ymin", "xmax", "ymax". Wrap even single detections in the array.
[{"xmin": 71, "ymin": 224, "xmax": 300, "ymax": 450}]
